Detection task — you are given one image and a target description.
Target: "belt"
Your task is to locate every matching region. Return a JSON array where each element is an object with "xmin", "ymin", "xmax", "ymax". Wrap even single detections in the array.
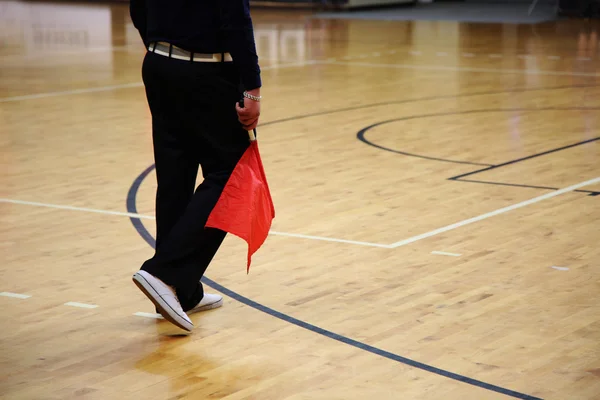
[{"xmin": 148, "ymin": 42, "xmax": 232, "ymax": 62}]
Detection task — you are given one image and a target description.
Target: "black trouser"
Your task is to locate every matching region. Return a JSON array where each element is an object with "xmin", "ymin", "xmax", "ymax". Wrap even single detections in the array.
[{"xmin": 139, "ymin": 50, "xmax": 249, "ymax": 311}]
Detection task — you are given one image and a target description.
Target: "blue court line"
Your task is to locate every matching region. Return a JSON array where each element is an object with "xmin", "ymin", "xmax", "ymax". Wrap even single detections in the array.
[{"xmin": 126, "ymin": 164, "xmax": 543, "ymax": 400}]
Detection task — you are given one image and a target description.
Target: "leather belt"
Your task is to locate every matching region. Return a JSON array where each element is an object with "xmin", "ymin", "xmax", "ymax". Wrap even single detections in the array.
[{"xmin": 148, "ymin": 42, "xmax": 232, "ymax": 62}]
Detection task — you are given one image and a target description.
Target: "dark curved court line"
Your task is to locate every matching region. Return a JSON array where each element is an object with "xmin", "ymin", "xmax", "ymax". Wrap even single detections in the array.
[
  {"xmin": 123, "ymin": 86, "xmax": 599, "ymax": 400},
  {"xmin": 357, "ymin": 107, "xmax": 600, "ymax": 166},
  {"xmin": 357, "ymin": 119, "xmax": 492, "ymax": 166},
  {"xmin": 126, "ymin": 165, "xmax": 542, "ymax": 400},
  {"xmin": 262, "ymin": 84, "xmax": 597, "ymax": 166}
]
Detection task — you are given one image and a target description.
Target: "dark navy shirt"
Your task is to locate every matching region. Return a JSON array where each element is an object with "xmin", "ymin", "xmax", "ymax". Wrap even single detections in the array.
[{"xmin": 130, "ymin": 0, "xmax": 261, "ymax": 90}]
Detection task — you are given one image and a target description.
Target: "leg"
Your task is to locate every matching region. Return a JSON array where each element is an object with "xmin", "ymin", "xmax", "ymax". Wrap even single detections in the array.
[
  {"xmin": 143, "ymin": 53, "xmax": 199, "ymax": 248},
  {"xmin": 138, "ymin": 54, "xmax": 249, "ymax": 313},
  {"xmin": 148, "ymin": 118, "xmax": 199, "ymax": 314},
  {"xmin": 141, "ymin": 169, "xmax": 233, "ymax": 311},
  {"xmin": 151, "ymin": 116, "xmax": 199, "ymax": 249}
]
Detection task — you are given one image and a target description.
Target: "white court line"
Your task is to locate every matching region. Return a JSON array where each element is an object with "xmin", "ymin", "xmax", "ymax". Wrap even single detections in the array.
[
  {"xmin": 3, "ymin": 177, "xmax": 599, "ymax": 249},
  {"xmin": 431, "ymin": 251, "xmax": 462, "ymax": 257},
  {"xmin": 14, "ymin": 54, "xmax": 585, "ymax": 104},
  {"xmin": 267, "ymin": 231, "xmax": 391, "ymax": 248},
  {"xmin": 0, "ymin": 292, "xmax": 31, "ymax": 299},
  {"xmin": 0, "ymin": 61, "xmax": 319, "ymax": 103},
  {"xmin": 64, "ymin": 302, "xmax": 98, "ymax": 309},
  {"xmin": 551, "ymin": 266, "xmax": 569, "ymax": 271},
  {"xmin": 134, "ymin": 312, "xmax": 164, "ymax": 319},
  {"xmin": 0, "ymin": 83, "xmax": 144, "ymax": 103},
  {"xmin": 326, "ymin": 61, "xmax": 600, "ymax": 77},
  {"xmin": 1, "ymin": 198, "xmax": 391, "ymax": 248},
  {"xmin": 390, "ymin": 177, "xmax": 600, "ymax": 248},
  {"xmin": 0, "ymin": 199, "xmax": 155, "ymax": 219},
  {"xmin": 0, "ymin": 46, "xmax": 141, "ymax": 61}
]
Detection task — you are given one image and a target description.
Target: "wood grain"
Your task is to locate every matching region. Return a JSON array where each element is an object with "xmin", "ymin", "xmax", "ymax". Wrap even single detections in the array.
[{"xmin": 1, "ymin": 2, "xmax": 599, "ymax": 399}]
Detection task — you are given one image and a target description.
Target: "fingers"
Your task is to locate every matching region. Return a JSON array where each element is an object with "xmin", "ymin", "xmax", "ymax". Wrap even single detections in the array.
[
  {"xmin": 243, "ymin": 121, "xmax": 258, "ymax": 131},
  {"xmin": 239, "ymin": 116, "xmax": 258, "ymax": 129},
  {"xmin": 238, "ymin": 112, "xmax": 257, "ymax": 123},
  {"xmin": 239, "ymin": 115, "xmax": 258, "ymax": 128},
  {"xmin": 236, "ymin": 103, "xmax": 259, "ymax": 117},
  {"xmin": 241, "ymin": 117, "xmax": 258, "ymax": 130},
  {"xmin": 236, "ymin": 102, "xmax": 260, "ymax": 130}
]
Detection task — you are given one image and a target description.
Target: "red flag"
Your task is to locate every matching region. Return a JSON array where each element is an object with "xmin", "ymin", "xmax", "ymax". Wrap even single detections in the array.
[{"xmin": 205, "ymin": 130, "xmax": 275, "ymax": 272}]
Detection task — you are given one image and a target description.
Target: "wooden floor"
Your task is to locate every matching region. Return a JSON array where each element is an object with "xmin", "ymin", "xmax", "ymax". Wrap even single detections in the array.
[{"xmin": 1, "ymin": 2, "xmax": 600, "ymax": 399}]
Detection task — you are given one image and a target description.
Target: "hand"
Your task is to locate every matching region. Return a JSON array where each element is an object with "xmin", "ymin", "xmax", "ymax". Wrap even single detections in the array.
[{"xmin": 235, "ymin": 90, "xmax": 261, "ymax": 131}]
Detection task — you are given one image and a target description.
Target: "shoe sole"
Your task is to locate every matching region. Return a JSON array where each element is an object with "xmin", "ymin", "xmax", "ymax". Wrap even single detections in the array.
[
  {"xmin": 132, "ymin": 273, "xmax": 193, "ymax": 332},
  {"xmin": 188, "ymin": 297, "xmax": 223, "ymax": 315}
]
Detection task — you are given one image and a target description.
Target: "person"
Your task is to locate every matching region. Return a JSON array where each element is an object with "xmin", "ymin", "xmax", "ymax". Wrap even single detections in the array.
[{"xmin": 129, "ymin": 0, "xmax": 262, "ymax": 332}]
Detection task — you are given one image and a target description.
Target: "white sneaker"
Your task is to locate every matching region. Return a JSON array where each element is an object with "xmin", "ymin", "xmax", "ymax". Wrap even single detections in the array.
[
  {"xmin": 187, "ymin": 293, "xmax": 223, "ymax": 315},
  {"xmin": 132, "ymin": 271, "xmax": 193, "ymax": 332}
]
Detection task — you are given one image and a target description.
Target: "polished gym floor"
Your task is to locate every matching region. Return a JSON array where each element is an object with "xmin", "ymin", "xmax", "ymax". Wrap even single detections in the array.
[{"xmin": 1, "ymin": 1, "xmax": 599, "ymax": 399}]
